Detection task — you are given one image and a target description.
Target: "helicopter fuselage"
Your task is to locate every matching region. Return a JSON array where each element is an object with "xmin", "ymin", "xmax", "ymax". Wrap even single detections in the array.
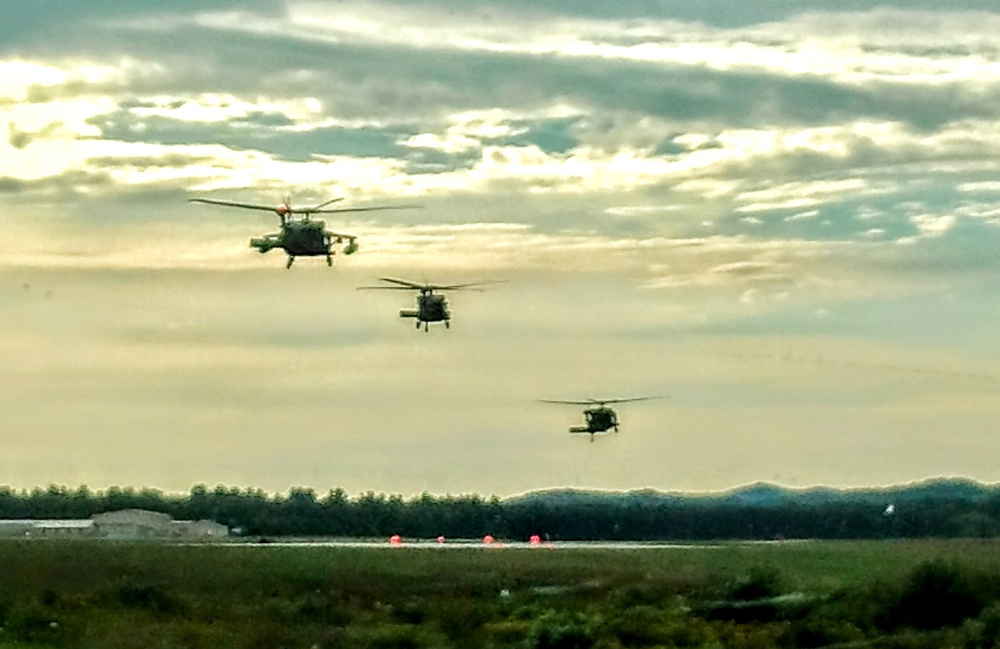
[
  {"xmin": 418, "ymin": 293, "xmax": 450, "ymax": 323},
  {"xmin": 251, "ymin": 220, "xmax": 328, "ymax": 256},
  {"xmin": 569, "ymin": 407, "xmax": 619, "ymax": 436},
  {"xmin": 250, "ymin": 219, "xmax": 358, "ymax": 268},
  {"xmin": 541, "ymin": 396, "xmax": 659, "ymax": 442},
  {"xmin": 364, "ymin": 276, "xmax": 497, "ymax": 332},
  {"xmin": 399, "ymin": 293, "xmax": 451, "ymax": 329}
]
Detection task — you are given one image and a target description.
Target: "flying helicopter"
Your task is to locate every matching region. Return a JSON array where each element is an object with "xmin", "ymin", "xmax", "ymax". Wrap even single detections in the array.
[
  {"xmin": 358, "ymin": 277, "xmax": 503, "ymax": 332},
  {"xmin": 539, "ymin": 397, "xmax": 664, "ymax": 441},
  {"xmin": 188, "ymin": 195, "xmax": 420, "ymax": 269}
]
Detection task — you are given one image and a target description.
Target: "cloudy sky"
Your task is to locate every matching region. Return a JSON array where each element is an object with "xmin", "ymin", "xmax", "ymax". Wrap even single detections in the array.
[{"xmin": 4, "ymin": 0, "xmax": 1000, "ymax": 498}]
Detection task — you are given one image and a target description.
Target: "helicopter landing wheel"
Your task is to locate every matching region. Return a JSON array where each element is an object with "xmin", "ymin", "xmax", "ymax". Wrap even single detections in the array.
[
  {"xmin": 424, "ymin": 322, "xmax": 429, "ymax": 333},
  {"xmin": 326, "ymin": 255, "xmax": 333, "ymax": 266},
  {"xmin": 445, "ymin": 320, "xmax": 450, "ymax": 329},
  {"xmin": 416, "ymin": 321, "xmax": 421, "ymax": 330},
  {"xmin": 286, "ymin": 256, "xmax": 295, "ymax": 269}
]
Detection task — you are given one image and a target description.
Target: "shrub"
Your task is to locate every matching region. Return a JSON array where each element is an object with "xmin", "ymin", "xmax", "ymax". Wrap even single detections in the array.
[
  {"xmin": 363, "ymin": 624, "xmax": 423, "ymax": 649},
  {"xmin": 524, "ymin": 610, "xmax": 597, "ymax": 649},
  {"xmin": 881, "ymin": 561, "xmax": 983, "ymax": 631},
  {"xmin": 3, "ymin": 602, "xmax": 71, "ymax": 646},
  {"xmin": 605, "ymin": 605, "xmax": 670, "ymax": 646},
  {"xmin": 113, "ymin": 582, "xmax": 181, "ymax": 614},
  {"xmin": 391, "ymin": 599, "xmax": 426, "ymax": 625},
  {"xmin": 783, "ymin": 615, "xmax": 865, "ymax": 648},
  {"xmin": 968, "ymin": 602, "xmax": 1000, "ymax": 649},
  {"xmin": 484, "ymin": 619, "xmax": 531, "ymax": 645},
  {"xmin": 435, "ymin": 598, "xmax": 495, "ymax": 645},
  {"xmin": 728, "ymin": 565, "xmax": 783, "ymax": 602}
]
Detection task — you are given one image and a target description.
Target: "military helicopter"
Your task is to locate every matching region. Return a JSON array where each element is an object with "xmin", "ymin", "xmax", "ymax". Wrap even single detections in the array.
[
  {"xmin": 539, "ymin": 397, "xmax": 664, "ymax": 441},
  {"xmin": 188, "ymin": 195, "xmax": 420, "ymax": 268},
  {"xmin": 359, "ymin": 277, "xmax": 502, "ymax": 332}
]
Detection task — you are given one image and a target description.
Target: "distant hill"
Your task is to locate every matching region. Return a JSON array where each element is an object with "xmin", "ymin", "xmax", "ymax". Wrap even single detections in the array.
[
  {"xmin": 506, "ymin": 477, "xmax": 994, "ymax": 510},
  {"xmin": 499, "ymin": 477, "xmax": 1000, "ymax": 540}
]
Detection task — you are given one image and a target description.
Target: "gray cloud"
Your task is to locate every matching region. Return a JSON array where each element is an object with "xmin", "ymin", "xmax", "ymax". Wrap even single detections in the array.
[
  {"xmin": 3, "ymin": 1, "xmax": 1000, "ymax": 494},
  {"xmin": 0, "ymin": 1, "xmax": 286, "ymax": 54},
  {"xmin": 10, "ymin": 2, "xmax": 1000, "ymax": 134},
  {"xmin": 0, "ymin": 170, "xmax": 116, "ymax": 196}
]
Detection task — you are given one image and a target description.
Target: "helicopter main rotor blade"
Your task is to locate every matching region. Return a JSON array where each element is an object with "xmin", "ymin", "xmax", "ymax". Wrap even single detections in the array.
[
  {"xmin": 432, "ymin": 280, "xmax": 507, "ymax": 291},
  {"xmin": 304, "ymin": 205, "xmax": 423, "ymax": 214},
  {"xmin": 190, "ymin": 198, "xmax": 419, "ymax": 216},
  {"xmin": 357, "ymin": 286, "xmax": 419, "ymax": 291},
  {"xmin": 188, "ymin": 198, "xmax": 280, "ymax": 213},
  {"xmin": 366, "ymin": 276, "xmax": 503, "ymax": 293},
  {"xmin": 303, "ymin": 197, "xmax": 345, "ymax": 211},
  {"xmin": 375, "ymin": 277, "xmax": 427, "ymax": 290},
  {"xmin": 539, "ymin": 396, "xmax": 667, "ymax": 406}
]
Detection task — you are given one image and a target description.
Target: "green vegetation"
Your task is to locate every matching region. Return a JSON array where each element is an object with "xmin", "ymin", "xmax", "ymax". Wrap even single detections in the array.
[
  {"xmin": 6, "ymin": 479, "xmax": 1000, "ymax": 540},
  {"xmin": 3, "ymin": 540, "xmax": 1000, "ymax": 647}
]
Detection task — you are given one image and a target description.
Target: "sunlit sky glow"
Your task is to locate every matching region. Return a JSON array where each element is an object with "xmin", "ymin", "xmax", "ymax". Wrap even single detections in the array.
[{"xmin": 3, "ymin": 1, "xmax": 1000, "ymax": 497}]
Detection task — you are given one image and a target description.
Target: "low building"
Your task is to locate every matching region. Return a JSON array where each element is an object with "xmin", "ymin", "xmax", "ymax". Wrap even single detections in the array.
[
  {"xmin": 92, "ymin": 509, "xmax": 174, "ymax": 539},
  {"xmin": 0, "ymin": 510, "xmax": 227, "ymax": 540},
  {"xmin": 172, "ymin": 518, "xmax": 229, "ymax": 539},
  {"xmin": 0, "ymin": 519, "xmax": 94, "ymax": 538}
]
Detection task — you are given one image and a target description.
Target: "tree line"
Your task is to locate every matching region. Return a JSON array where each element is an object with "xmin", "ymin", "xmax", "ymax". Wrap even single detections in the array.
[{"xmin": 2, "ymin": 483, "xmax": 999, "ymax": 540}]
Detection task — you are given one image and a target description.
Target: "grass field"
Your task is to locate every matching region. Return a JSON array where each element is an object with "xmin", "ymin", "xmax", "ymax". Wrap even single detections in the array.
[{"xmin": 2, "ymin": 538, "xmax": 1000, "ymax": 648}]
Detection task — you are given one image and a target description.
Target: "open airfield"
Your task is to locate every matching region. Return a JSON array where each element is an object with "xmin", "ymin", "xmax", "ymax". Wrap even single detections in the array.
[
  {"xmin": 225, "ymin": 539, "xmax": 730, "ymax": 549},
  {"xmin": 3, "ymin": 538, "xmax": 1000, "ymax": 648}
]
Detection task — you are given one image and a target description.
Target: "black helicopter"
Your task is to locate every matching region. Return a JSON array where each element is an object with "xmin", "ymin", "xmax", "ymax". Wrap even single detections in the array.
[
  {"xmin": 539, "ymin": 397, "xmax": 664, "ymax": 441},
  {"xmin": 359, "ymin": 277, "xmax": 502, "ymax": 332},
  {"xmin": 188, "ymin": 196, "xmax": 419, "ymax": 268}
]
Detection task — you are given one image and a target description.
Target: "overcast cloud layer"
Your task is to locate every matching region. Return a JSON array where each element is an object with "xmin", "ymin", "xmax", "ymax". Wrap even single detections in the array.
[{"xmin": 3, "ymin": 1, "xmax": 1000, "ymax": 497}]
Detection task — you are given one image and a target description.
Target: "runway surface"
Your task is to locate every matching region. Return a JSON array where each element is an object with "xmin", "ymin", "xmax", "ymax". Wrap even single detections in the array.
[{"xmin": 216, "ymin": 539, "xmax": 789, "ymax": 550}]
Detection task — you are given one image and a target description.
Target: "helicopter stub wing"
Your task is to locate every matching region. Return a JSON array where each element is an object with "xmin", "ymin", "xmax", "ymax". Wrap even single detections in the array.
[{"xmin": 325, "ymin": 230, "xmax": 359, "ymax": 255}]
